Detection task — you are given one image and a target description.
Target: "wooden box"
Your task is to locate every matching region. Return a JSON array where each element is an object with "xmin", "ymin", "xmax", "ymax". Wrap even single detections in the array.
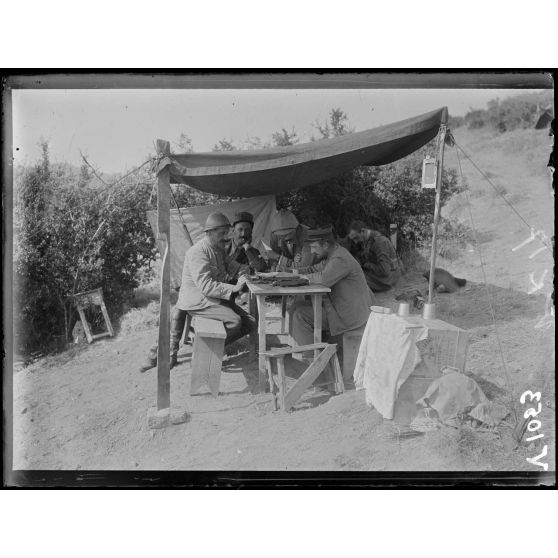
[{"xmin": 393, "ymin": 317, "xmax": 468, "ymax": 425}]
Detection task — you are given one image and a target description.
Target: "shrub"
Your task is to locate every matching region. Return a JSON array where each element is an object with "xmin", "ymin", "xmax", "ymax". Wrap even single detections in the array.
[
  {"xmin": 464, "ymin": 90, "xmax": 553, "ymax": 133},
  {"xmin": 448, "ymin": 114, "xmax": 465, "ymax": 128},
  {"xmin": 277, "ymin": 166, "xmax": 388, "ymax": 234},
  {"xmin": 464, "ymin": 109, "xmax": 488, "ymax": 129},
  {"xmin": 277, "ymin": 139, "xmax": 465, "ymax": 251},
  {"xmin": 14, "ymin": 144, "xmax": 157, "ymax": 354}
]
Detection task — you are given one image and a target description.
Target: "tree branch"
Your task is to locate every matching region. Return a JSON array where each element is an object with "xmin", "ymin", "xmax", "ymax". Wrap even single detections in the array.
[{"xmin": 79, "ymin": 151, "xmax": 110, "ymax": 187}]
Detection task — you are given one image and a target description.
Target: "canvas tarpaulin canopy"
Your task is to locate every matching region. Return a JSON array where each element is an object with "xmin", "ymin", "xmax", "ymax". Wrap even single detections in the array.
[
  {"xmin": 147, "ymin": 195, "xmax": 276, "ymax": 289},
  {"xmin": 161, "ymin": 107, "xmax": 447, "ymax": 197}
]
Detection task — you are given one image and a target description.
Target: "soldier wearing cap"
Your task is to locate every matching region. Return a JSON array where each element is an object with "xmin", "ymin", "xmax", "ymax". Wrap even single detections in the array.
[
  {"xmin": 226, "ymin": 211, "xmax": 268, "ymax": 274},
  {"xmin": 291, "ymin": 226, "xmax": 375, "ymax": 347},
  {"xmin": 269, "ymin": 209, "xmax": 316, "ymax": 271},
  {"xmin": 347, "ymin": 220, "xmax": 401, "ymax": 292},
  {"xmin": 139, "ymin": 212, "xmax": 255, "ymax": 372}
]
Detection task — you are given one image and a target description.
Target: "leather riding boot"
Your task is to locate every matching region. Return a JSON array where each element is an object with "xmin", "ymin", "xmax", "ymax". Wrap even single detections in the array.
[{"xmin": 170, "ymin": 308, "xmax": 188, "ymax": 367}]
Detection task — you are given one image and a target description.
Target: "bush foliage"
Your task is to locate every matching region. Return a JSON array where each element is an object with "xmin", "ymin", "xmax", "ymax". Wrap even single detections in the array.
[
  {"xmin": 14, "ymin": 144, "xmax": 156, "ymax": 353},
  {"xmin": 277, "ymin": 111, "xmax": 463, "ymax": 247},
  {"xmin": 461, "ymin": 90, "xmax": 553, "ymax": 133}
]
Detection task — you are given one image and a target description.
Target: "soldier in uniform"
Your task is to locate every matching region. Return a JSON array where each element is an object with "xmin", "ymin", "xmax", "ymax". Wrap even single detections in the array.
[
  {"xmin": 139, "ymin": 212, "xmax": 255, "ymax": 372},
  {"xmin": 291, "ymin": 227, "xmax": 375, "ymax": 347},
  {"xmin": 347, "ymin": 220, "xmax": 401, "ymax": 292},
  {"xmin": 226, "ymin": 211, "xmax": 268, "ymax": 275},
  {"xmin": 269, "ymin": 209, "xmax": 316, "ymax": 271}
]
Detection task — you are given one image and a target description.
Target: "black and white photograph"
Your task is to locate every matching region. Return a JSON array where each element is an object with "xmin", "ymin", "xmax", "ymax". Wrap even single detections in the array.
[{"xmin": 2, "ymin": 72, "xmax": 555, "ymax": 486}]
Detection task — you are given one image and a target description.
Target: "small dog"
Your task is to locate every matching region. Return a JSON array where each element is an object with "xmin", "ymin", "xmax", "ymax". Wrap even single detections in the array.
[{"xmin": 423, "ymin": 268, "xmax": 467, "ymax": 293}]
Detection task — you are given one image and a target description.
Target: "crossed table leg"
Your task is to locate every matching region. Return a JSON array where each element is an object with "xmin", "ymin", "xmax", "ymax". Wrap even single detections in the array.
[{"xmin": 249, "ymin": 292, "xmax": 327, "ymax": 393}]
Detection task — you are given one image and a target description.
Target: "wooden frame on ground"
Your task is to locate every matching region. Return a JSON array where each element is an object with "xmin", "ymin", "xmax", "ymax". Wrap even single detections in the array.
[{"xmin": 72, "ymin": 288, "xmax": 114, "ymax": 344}]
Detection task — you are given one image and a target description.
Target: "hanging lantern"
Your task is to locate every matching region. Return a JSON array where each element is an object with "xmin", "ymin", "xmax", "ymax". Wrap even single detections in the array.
[{"xmin": 421, "ymin": 155, "xmax": 438, "ymax": 189}]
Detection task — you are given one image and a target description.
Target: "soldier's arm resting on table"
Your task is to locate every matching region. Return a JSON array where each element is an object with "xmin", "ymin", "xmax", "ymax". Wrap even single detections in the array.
[
  {"xmin": 303, "ymin": 255, "xmax": 350, "ymax": 287},
  {"xmin": 296, "ymin": 259, "xmax": 327, "ymax": 275}
]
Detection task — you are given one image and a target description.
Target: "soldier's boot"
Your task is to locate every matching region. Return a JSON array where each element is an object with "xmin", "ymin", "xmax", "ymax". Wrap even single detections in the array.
[
  {"xmin": 139, "ymin": 344, "xmax": 158, "ymax": 373},
  {"xmin": 170, "ymin": 308, "xmax": 188, "ymax": 369}
]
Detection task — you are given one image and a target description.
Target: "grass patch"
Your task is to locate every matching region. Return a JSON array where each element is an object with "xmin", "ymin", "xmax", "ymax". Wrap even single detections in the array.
[{"xmin": 119, "ymin": 301, "xmax": 160, "ymax": 335}]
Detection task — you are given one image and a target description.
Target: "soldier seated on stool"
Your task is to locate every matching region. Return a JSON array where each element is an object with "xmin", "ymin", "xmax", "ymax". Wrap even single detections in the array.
[
  {"xmin": 291, "ymin": 227, "xmax": 375, "ymax": 349},
  {"xmin": 139, "ymin": 212, "xmax": 256, "ymax": 372}
]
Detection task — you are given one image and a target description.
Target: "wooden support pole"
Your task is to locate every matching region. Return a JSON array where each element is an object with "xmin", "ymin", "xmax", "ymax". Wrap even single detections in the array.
[
  {"xmin": 181, "ymin": 221, "xmax": 194, "ymax": 247},
  {"xmin": 156, "ymin": 139, "xmax": 172, "ymax": 410},
  {"xmin": 427, "ymin": 110, "xmax": 449, "ymax": 305}
]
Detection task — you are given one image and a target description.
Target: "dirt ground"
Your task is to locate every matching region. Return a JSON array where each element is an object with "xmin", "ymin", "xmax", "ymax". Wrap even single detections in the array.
[{"xmin": 11, "ymin": 127, "xmax": 555, "ymax": 474}]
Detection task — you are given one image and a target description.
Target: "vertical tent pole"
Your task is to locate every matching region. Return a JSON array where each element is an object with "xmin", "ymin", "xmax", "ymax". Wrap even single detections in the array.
[
  {"xmin": 181, "ymin": 220, "xmax": 194, "ymax": 246},
  {"xmin": 156, "ymin": 139, "xmax": 171, "ymax": 410},
  {"xmin": 427, "ymin": 109, "xmax": 449, "ymax": 305}
]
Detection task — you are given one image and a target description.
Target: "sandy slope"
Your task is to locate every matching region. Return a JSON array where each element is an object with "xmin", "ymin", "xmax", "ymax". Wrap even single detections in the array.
[{"xmin": 11, "ymin": 126, "xmax": 555, "ymax": 474}]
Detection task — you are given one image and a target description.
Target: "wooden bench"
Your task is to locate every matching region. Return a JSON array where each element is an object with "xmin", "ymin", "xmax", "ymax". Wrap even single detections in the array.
[
  {"xmin": 190, "ymin": 318, "xmax": 226, "ymax": 397},
  {"xmin": 181, "ymin": 312, "xmax": 194, "ymax": 345},
  {"xmin": 262, "ymin": 343, "xmax": 344, "ymax": 412},
  {"xmin": 342, "ymin": 323, "xmax": 367, "ymax": 381}
]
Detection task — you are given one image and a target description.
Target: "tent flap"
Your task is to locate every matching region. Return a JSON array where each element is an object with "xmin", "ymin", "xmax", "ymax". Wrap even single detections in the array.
[{"xmin": 166, "ymin": 107, "xmax": 447, "ymax": 197}]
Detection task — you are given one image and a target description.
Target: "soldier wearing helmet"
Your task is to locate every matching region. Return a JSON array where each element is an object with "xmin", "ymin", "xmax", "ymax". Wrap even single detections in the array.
[{"xmin": 139, "ymin": 212, "xmax": 255, "ymax": 372}]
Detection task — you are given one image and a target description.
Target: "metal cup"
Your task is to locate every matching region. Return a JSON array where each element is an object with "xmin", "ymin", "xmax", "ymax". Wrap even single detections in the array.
[
  {"xmin": 422, "ymin": 303, "xmax": 436, "ymax": 320},
  {"xmin": 397, "ymin": 302, "xmax": 410, "ymax": 317}
]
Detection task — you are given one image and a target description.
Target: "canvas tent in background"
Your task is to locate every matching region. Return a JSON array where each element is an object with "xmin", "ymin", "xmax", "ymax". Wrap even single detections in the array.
[
  {"xmin": 147, "ymin": 195, "xmax": 276, "ymax": 289},
  {"xmin": 150, "ymin": 107, "xmax": 449, "ymax": 414}
]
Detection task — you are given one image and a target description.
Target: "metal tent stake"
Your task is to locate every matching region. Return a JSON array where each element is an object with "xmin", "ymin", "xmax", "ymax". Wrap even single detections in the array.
[{"xmin": 426, "ymin": 115, "xmax": 449, "ymax": 316}]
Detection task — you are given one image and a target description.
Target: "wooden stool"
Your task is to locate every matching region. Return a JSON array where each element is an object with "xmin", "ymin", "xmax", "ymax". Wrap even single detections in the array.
[
  {"xmin": 262, "ymin": 343, "xmax": 344, "ymax": 412},
  {"xmin": 181, "ymin": 312, "xmax": 194, "ymax": 345},
  {"xmin": 190, "ymin": 318, "xmax": 226, "ymax": 397},
  {"xmin": 342, "ymin": 324, "xmax": 366, "ymax": 381}
]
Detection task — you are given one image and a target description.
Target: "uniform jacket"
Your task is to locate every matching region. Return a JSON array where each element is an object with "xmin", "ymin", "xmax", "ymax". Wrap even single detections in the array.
[
  {"xmin": 298, "ymin": 244, "xmax": 375, "ymax": 336},
  {"xmin": 226, "ymin": 239, "xmax": 268, "ymax": 274},
  {"xmin": 176, "ymin": 237, "xmax": 236, "ymax": 311},
  {"xmin": 353, "ymin": 229, "xmax": 400, "ymax": 291}
]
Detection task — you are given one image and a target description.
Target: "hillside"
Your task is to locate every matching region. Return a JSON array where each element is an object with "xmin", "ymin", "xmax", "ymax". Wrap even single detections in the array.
[
  {"xmin": 11, "ymin": 126, "xmax": 555, "ymax": 475},
  {"xmin": 443, "ymin": 126, "xmax": 553, "ymax": 291}
]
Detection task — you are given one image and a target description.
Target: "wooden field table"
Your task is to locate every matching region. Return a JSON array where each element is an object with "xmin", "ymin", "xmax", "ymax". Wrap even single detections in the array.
[{"xmin": 246, "ymin": 280, "xmax": 331, "ymax": 390}]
